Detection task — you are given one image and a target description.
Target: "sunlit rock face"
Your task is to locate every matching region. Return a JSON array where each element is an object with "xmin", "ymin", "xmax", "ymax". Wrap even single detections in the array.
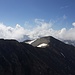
[
  {"xmin": 0, "ymin": 36, "xmax": 75, "ymax": 75},
  {"xmin": 25, "ymin": 36, "xmax": 54, "ymax": 47}
]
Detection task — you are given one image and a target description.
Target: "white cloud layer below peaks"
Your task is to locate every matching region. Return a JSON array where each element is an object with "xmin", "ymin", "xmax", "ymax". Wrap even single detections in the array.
[{"xmin": 0, "ymin": 19, "xmax": 75, "ymax": 41}]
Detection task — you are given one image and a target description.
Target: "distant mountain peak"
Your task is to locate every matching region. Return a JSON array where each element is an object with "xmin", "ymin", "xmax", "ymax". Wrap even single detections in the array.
[{"xmin": 25, "ymin": 36, "xmax": 62, "ymax": 48}]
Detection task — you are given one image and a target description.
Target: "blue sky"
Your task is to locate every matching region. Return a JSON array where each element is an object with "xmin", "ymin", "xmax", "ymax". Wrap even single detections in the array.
[{"xmin": 0, "ymin": 0, "xmax": 75, "ymax": 29}]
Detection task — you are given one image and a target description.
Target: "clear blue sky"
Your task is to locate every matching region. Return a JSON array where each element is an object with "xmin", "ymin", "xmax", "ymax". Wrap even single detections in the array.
[{"xmin": 0, "ymin": 0, "xmax": 75, "ymax": 29}]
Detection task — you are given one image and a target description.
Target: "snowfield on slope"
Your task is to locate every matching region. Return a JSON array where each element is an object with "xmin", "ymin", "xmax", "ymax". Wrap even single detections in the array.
[{"xmin": 37, "ymin": 43, "xmax": 48, "ymax": 47}]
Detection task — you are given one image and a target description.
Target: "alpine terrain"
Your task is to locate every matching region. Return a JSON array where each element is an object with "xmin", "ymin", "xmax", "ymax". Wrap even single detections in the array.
[{"xmin": 0, "ymin": 36, "xmax": 75, "ymax": 75}]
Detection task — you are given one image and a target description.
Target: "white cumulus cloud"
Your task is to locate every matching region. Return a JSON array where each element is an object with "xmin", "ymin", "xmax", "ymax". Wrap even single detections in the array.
[
  {"xmin": 72, "ymin": 22, "xmax": 75, "ymax": 27},
  {"xmin": 0, "ymin": 23, "xmax": 30, "ymax": 41},
  {"xmin": 0, "ymin": 19, "xmax": 75, "ymax": 41}
]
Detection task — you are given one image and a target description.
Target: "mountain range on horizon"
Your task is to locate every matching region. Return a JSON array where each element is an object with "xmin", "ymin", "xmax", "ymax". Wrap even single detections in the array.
[{"xmin": 0, "ymin": 36, "xmax": 75, "ymax": 75}]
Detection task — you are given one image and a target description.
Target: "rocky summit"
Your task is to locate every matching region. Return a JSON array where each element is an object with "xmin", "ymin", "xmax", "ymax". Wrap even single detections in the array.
[{"xmin": 0, "ymin": 36, "xmax": 75, "ymax": 75}]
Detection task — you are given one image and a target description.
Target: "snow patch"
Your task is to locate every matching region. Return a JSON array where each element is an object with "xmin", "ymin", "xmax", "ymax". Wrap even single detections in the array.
[
  {"xmin": 37, "ymin": 43, "xmax": 48, "ymax": 47},
  {"xmin": 25, "ymin": 39, "xmax": 36, "ymax": 44}
]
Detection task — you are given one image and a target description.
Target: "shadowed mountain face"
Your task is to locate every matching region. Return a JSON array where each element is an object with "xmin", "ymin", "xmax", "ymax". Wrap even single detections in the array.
[{"xmin": 0, "ymin": 36, "xmax": 75, "ymax": 75}]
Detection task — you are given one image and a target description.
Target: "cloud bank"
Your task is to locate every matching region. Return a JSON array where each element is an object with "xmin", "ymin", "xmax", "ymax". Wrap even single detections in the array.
[{"xmin": 0, "ymin": 19, "xmax": 75, "ymax": 41}]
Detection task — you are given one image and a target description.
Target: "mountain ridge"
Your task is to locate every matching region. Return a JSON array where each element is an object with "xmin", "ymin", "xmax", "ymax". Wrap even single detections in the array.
[
  {"xmin": 25, "ymin": 36, "xmax": 74, "ymax": 47},
  {"xmin": 0, "ymin": 36, "xmax": 75, "ymax": 75}
]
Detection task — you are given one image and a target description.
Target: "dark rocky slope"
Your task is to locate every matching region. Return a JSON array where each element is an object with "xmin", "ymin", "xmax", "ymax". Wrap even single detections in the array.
[{"xmin": 0, "ymin": 36, "xmax": 75, "ymax": 75}]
